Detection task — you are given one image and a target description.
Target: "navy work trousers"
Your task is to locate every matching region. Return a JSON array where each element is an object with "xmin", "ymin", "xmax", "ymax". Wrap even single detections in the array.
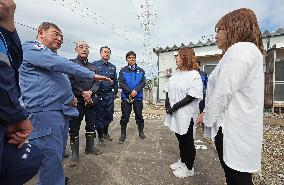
[{"xmin": 120, "ymin": 100, "xmax": 144, "ymax": 127}]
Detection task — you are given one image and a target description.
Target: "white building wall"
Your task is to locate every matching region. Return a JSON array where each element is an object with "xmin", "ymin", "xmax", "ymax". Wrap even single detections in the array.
[
  {"xmin": 156, "ymin": 35, "xmax": 284, "ymax": 101},
  {"xmin": 269, "ymin": 35, "xmax": 284, "ymax": 48},
  {"xmin": 157, "ymin": 51, "xmax": 176, "ymax": 100}
]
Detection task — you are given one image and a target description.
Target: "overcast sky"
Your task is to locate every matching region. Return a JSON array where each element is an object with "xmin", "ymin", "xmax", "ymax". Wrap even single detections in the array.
[{"xmin": 14, "ymin": 0, "xmax": 284, "ymax": 78}]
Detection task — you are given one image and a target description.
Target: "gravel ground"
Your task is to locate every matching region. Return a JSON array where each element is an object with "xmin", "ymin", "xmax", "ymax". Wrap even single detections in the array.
[
  {"xmin": 253, "ymin": 124, "xmax": 284, "ymax": 185},
  {"xmin": 264, "ymin": 112, "xmax": 284, "ymax": 119},
  {"xmin": 25, "ymin": 101, "xmax": 284, "ymax": 185},
  {"xmin": 138, "ymin": 102, "xmax": 284, "ymax": 185}
]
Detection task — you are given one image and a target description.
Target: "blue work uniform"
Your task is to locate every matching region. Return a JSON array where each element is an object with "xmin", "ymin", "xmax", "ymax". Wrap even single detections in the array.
[
  {"xmin": 69, "ymin": 57, "xmax": 99, "ymax": 137},
  {"xmin": 92, "ymin": 59, "xmax": 118, "ymax": 138},
  {"xmin": 197, "ymin": 70, "xmax": 208, "ymax": 113},
  {"xmin": 0, "ymin": 28, "xmax": 42, "ymax": 185},
  {"xmin": 19, "ymin": 40, "xmax": 96, "ymax": 185},
  {"xmin": 119, "ymin": 64, "xmax": 145, "ymax": 128}
]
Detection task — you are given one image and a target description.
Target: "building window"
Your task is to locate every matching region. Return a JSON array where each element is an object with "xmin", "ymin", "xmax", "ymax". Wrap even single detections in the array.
[
  {"xmin": 275, "ymin": 84, "xmax": 284, "ymax": 101},
  {"xmin": 275, "ymin": 59, "xmax": 284, "ymax": 81},
  {"xmin": 275, "ymin": 59, "xmax": 284, "ymax": 101},
  {"xmin": 203, "ymin": 64, "xmax": 217, "ymax": 75}
]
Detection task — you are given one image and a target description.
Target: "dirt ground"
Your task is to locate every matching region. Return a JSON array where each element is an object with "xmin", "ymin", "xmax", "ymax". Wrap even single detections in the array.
[{"xmin": 25, "ymin": 101, "xmax": 284, "ymax": 185}]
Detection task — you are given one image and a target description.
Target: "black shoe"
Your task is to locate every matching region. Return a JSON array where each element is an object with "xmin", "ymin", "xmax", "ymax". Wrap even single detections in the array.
[
  {"xmin": 103, "ymin": 134, "xmax": 113, "ymax": 141},
  {"xmin": 119, "ymin": 126, "xmax": 126, "ymax": 144},
  {"xmin": 138, "ymin": 124, "xmax": 146, "ymax": 139},
  {"xmin": 119, "ymin": 135, "xmax": 126, "ymax": 144},
  {"xmin": 139, "ymin": 132, "xmax": 146, "ymax": 139},
  {"xmin": 98, "ymin": 138, "xmax": 105, "ymax": 147},
  {"xmin": 65, "ymin": 177, "xmax": 69, "ymax": 185}
]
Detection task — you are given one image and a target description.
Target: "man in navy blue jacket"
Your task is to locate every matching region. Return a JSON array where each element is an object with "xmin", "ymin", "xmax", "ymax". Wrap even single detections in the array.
[
  {"xmin": 196, "ymin": 61, "xmax": 208, "ymax": 113},
  {"xmin": 118, "ymin": 51, "xmax": 146, "ymax": 144},
  {"xmin": 93, "ymin": 46, "xmax": 118, "ymax": 147},
  {"xmin": 0, "ymin": 0, "xmax": 42, "ymax": 184}
]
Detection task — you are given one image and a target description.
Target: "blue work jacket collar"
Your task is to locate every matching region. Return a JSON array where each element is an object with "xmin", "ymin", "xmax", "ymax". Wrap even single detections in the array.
[
  {"xmin": 100, "ymin": 59, "xmax": 109, "ymax": 66},
  {"xmin": 35, "ymin": 40, "xmax": 60, "ymax": 53}
]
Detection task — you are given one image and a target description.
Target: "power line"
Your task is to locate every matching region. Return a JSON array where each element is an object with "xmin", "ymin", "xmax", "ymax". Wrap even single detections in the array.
[
  {"xmin": 15, "ymin": 21, "xmax": 124, "ymax": 60},
  {"xmin": 51, "ymin": 0, "xmax": 142, "ymax": 43},
  {"xmin": 50, "ymin": 0, "xmax": 157, "ymax": 67}
]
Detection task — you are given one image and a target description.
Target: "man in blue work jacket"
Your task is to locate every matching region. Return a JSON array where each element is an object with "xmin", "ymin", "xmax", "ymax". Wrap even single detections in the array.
[
  {"xmin": 118, "ymin": 51, "xmax": 146, "ymax": 144},
  {"xmin": 19, "ymin": 22, "xmax": 111, "ymax": 185},
  {"xmin": 68, "ymin": 41, "xmax": 102, "ymax": 167},
  {"xmin": 93, "ymin": 46, "xmax": 118, "ymax": 147},
  {"xmin": 196, "ymin": 61, "xmax": 208, "ymax": 113},
  {"xmin": 0, "ymin": 1, "xmax": 43, "ymax": 184}
]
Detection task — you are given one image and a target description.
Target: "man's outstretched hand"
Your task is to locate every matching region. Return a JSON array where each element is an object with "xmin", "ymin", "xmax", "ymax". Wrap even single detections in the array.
[{"xmin": 93, "ymin": 74, "xmax": 113, "ymax": 83}]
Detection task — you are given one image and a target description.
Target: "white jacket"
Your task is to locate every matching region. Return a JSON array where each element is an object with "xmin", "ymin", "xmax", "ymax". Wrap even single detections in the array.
[
  {"xmin": 164, "ymin": 70, "xmax": 203, "ymax": 135},
  {"xmin": 204, "ymin": 42, "xmax": 264, "ymax": 173}
]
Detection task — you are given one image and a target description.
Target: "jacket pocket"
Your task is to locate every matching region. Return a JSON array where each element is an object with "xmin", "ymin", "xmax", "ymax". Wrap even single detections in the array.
[{"xmin": 28, "ymin": 126, "xmax": 51, "ymax": 140}]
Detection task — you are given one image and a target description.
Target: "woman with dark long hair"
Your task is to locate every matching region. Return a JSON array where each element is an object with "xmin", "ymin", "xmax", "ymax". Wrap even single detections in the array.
[
  {"xmin": 197, "ymin": 8, "xmax": 264, "ymax": 185},
  {"xmin": 164, "ymin": 47, "xmax": 203, "ymax": 178}
]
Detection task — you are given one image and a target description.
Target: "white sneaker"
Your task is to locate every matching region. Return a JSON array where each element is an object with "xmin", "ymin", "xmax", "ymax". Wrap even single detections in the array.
[
  {"xmin": 173, "ymin": 166, "xmax": 194, "ymax": 178},
  {"xmin": 170, "ymin": 159, "xmax": 185, "ymax": 170}
]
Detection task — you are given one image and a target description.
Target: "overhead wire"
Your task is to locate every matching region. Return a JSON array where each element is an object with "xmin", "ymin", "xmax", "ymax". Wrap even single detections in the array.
[{"xmin": 14, "ymin": 21, "xmax": 124, "ymax": 60}]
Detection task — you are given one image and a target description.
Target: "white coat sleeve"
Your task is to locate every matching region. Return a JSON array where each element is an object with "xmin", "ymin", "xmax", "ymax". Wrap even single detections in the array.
[{"xmin": 188, "ymin": 73, "xmax": 203, "ymax": 99}]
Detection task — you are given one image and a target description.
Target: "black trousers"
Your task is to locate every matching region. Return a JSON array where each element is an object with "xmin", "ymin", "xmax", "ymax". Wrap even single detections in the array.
[
  {"xmin": 215, "ymin": 127, "xmax": 253, "ymax": 185},
  {"xmin": 175, "ymin": 119, "xmax": 195, "ymax": 170},
  {"xmin": 69, "ymin": 102, "xmax": 96, "ymax": 137},
  {"xmin": 120, "ymin": 100, "xmax": 144, "ymax": 127}
]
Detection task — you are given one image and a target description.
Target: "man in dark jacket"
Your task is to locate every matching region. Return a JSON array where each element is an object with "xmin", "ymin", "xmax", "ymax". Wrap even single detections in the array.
[
  {"xmin": 118, "ymin": 51, "xmax": 146, "ymax": 144},
  {"xmin": 68, "ymin": 41, "xmax": 102, "ymax": 166},
  {"xmin": 0, "ymin": 1, "xmax": 42, "ymax": 184}
]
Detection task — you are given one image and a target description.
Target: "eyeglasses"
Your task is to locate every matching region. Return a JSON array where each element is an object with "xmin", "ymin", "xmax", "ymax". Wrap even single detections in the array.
[{"xmin": 78, "ymin": 45, "xmax": 89, "ymax": 49}]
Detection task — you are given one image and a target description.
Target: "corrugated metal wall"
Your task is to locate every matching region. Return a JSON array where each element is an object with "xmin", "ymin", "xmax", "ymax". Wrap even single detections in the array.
[{"xmin": 264, "ymin": 50, "xmax": 274, "ymax": 107}]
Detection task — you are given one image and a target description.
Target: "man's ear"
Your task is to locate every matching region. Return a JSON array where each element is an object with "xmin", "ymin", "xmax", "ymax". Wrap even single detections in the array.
[{"xmin": 37, "ymin": 29, "xmax": 44, "ymax": 39}]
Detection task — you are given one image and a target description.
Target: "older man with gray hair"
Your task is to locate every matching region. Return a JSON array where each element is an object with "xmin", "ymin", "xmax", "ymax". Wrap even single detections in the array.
[{"xmin": 68, "ymin": 41, "xmax": 102, "ymax": 167}]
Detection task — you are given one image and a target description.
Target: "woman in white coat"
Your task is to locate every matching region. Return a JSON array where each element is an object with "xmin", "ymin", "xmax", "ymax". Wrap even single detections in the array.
[
  {"xmin": 196, "ymin": 8, "xmax": 264, "ymax": 185},
  {"xmin": 164, "ymin": 47, "xmax": 203, "ymax": 178}
]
